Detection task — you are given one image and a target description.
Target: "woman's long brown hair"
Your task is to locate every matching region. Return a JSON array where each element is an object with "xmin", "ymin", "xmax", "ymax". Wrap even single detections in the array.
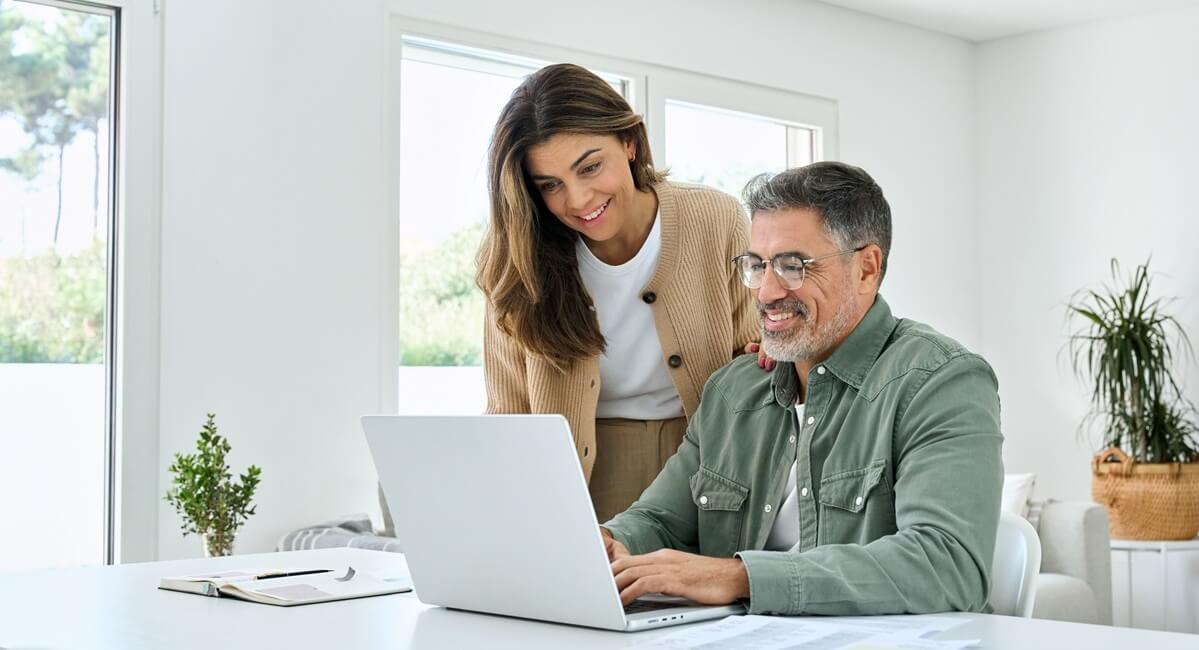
[{"xmin": 477, "ymin": 63, "xmax": 664, "ymax": 371}]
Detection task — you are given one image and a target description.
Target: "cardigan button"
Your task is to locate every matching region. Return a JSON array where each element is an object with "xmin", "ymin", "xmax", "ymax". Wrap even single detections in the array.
[
  {"xmin": 668, "ymin": 354, "xmax": 682, "ymax": 368},
  {"xmin": 642, "ymin": 292, "xmax": 657, "ymax": 304}
]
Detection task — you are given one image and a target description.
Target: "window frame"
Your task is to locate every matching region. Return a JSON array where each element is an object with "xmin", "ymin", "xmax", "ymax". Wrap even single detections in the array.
[{"xmin": 105, "ymin": 0, "xmax": 163, "ymax": 567}]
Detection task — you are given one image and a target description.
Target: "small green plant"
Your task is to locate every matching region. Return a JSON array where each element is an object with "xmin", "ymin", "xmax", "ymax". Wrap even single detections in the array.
[
  {"xmin": 165, "ymin": 413, "xmax": 262, "ymax": 556},
  {"xmin": 1067, "ymin": 259, "xmax": 1199, "ymax": 463}
]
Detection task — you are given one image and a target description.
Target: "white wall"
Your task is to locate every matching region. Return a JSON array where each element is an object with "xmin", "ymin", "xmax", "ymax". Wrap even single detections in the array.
[
  {"xmin": 977, "ymin": 6, "xmax": 1199, "ymax": 502},
  {"xmin": 157, "ymin": 0, "xmax": 388, "ymax": 558},
  {"xmin": 153, "ymin": 0, "xmax": 977, "ymax": 557}
]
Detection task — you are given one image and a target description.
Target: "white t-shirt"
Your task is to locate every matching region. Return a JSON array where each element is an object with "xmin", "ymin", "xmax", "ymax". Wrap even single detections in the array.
[
  {"xmin": 764, "ymin": 403, "xmax": 804, "ymax": 551},
  {"xmin": 576, "ymin": 213, "xmax": 684, "ymax": 420}
]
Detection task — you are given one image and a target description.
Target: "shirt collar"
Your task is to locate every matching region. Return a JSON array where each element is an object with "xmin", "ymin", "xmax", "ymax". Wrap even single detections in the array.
[{"xmin": 770, "ymin": 295, "xmax": 898, "ymax": 406}]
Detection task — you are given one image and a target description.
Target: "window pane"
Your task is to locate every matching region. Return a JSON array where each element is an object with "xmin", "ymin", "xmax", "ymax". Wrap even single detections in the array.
[
  {"xmin": 396, "ymin": 50, "xmax": 528, "ymax": 415},
  {"xmin": 665, "ymin": 100, "xmax": 789, "ymax": 201},
  {"xmin": 0, "ymin": 0, "xmax": 113, "ymax": 571}
]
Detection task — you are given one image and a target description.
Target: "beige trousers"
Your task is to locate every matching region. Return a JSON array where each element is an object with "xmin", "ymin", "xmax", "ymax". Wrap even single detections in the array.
[{"xmin": 589, "ymin": 416, "xmax": 688, "ymax": 524}]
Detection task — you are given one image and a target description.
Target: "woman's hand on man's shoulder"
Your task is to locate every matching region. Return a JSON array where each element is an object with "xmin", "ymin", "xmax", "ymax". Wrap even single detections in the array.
[{"xmin": 741, "ymin": 342, "xmax": 775, "ymax": 371}]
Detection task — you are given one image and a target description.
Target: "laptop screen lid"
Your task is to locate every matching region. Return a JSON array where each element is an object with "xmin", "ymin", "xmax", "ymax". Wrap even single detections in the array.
[{"xmin": 362, "ymin": 414, "xmax": 630, "ymax": 630}]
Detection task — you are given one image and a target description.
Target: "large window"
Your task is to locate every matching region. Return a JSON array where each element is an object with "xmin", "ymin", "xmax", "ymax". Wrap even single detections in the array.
[
  {"xmin": 0, "ymin": 0, "xmax": 115, "ymax": 571},
  {"xmin": 388, "ymin": 24, "xmax": 834, "ymax": 415}
]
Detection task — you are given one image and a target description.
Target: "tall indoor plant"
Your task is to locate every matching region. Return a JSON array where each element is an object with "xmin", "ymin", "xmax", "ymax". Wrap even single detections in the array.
[{"xmin": 1068, "ymin": 259, "xmax": 1199, "ymax": 540}]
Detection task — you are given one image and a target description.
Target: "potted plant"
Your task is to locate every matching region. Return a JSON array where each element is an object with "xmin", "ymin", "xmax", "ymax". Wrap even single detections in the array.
[
  {"xmin": 165, "ymin": 413, "xmax": 262, "ymax": 556},
  {"xmin": 1068, "ymin": 259, "xmax": 1199, "ymax": 540}
]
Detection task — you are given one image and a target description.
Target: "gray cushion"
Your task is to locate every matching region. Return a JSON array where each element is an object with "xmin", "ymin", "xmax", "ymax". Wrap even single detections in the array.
[{"xmin": 1034, "ymin": 500, "xmax": 1112, "ymax": 625}]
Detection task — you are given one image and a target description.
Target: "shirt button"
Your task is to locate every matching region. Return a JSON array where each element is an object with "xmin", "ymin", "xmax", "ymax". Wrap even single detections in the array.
[
  {"xmin": 816, "ymin": 366, "xmax": 826, "ymax": 375},
  {"xmin": 800, "ymin": 487, "xmax": 809, "ymax": 497},
  {"xmin": 642, "ymin": 292, "xmax": 657, "ymax": 304},
  {"xmin": 699, "ymin": 495, "xmax": 708, "ymax": 505},
  {"xmin": 788, "ymin": 435, "xmax": 796, "ymax": 444},
  {"xmin": 855, "ymin": 496, "xmax": 864, "ymax": 506},
  {"xmin": 806, "ymin": 416, "xmax": 815, "ymax": 425},
  {"xmin": 764, "ymin": 504, "xmax": 772, "ymax": 513},
  {"xmin": 668, "ymin": 354, "xmax": 683, "ymax": 368}
]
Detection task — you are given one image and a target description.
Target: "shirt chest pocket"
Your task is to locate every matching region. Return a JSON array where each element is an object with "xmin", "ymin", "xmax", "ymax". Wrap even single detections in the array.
[
  {"xmin": 689, "ymin": 466, "xmax": 749, "ymax": 558},
  {"xmin": 817, "ymin": 459, "xmax": 895, "ymax": 545}
]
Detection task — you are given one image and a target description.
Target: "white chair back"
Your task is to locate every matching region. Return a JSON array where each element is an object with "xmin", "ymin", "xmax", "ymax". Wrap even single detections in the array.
[{"xmin": 989, "ymin": 511, "xmax": 1042, "ymax": 617}]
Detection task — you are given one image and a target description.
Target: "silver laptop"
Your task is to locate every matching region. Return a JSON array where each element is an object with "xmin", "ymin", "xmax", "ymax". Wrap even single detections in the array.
[{"xmin": 362, "ymin": 414, "xmax": 745, "ymax": 632}]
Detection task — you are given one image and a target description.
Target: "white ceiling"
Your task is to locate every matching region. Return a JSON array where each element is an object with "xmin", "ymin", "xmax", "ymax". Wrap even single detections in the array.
[{"xmin": 816, "ymin": 0, "xmax": 1199, "ymax": 41}]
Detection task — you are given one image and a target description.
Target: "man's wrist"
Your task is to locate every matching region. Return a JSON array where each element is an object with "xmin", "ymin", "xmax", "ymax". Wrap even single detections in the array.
[{"xmin": 730, "ymin": 558, "xmax": 751, "ymax": 599}]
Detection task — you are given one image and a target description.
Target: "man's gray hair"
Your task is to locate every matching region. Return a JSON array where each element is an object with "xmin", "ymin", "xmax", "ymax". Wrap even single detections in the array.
[{"xmin": 742, "ymin": 161, "xmax": 892, "ymax": 279}]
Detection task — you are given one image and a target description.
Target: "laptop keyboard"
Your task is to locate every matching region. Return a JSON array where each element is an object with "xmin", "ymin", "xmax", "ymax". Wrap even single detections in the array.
[{"xmin": 624, "ymin": 599, "xmax": 689, "ymax": 614}]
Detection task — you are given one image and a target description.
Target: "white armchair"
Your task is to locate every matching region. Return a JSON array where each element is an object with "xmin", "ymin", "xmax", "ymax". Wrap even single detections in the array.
[{"xmin": 1029, "ymin": 499, "xmax": 1113, "ymax": 625}]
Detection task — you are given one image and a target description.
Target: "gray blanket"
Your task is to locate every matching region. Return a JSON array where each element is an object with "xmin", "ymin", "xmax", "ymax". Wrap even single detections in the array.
[{"xmin": 275, "ymin": 513, "xmax": 402, "ymax": 553}]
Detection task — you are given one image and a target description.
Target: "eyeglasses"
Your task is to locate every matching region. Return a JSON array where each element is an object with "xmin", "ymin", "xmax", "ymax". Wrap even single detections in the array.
[{"xmin": 731, "ymin": 246, "xmax": 867, "ymax": 290}]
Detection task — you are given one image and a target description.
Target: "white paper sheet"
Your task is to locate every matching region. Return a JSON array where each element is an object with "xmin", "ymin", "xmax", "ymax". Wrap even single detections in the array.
[{"xmin": 632, "ymin": 615, "xmax": 979, "ymax": 650}]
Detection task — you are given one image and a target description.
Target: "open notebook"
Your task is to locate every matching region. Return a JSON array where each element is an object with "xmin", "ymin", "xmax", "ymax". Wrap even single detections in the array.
[{"xmin": 158, "ymin": 566, "xmax": 411, "ymax": 606}]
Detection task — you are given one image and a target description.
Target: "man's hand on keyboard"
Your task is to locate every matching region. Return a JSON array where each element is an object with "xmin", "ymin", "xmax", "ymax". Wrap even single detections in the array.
[{"xmin": 610, "ymin": 549, "xmax": 749, "ymax": 606}]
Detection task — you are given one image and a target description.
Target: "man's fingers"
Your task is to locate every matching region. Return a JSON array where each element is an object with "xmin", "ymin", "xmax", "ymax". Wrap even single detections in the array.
[
  {"xmin": 611, "ymin": 549, "xmax": 683, "ymax": 574},
  {"xmin": 619, "ymin": 575, "xmax": 670, "ymax": 606},
  {"xmin": 601, "ymin": 529, "xmax": 630, "ymax": 561},
  {"xmin": 607, "ymin": 541, "xmax": 629, "ymax": 562},
  {"xmin": 613, "ymin": 563, "xmax": 657, "ymax": 591},
  {"xmin": 610, "ymin": 555, "xmax": 647, "ymax": 574}
]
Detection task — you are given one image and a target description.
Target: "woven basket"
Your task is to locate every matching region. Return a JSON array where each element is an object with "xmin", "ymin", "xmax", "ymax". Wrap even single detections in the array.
[{"xmin": 1092, "ymin": 447, "xmax": 1199, "ymax": 540}]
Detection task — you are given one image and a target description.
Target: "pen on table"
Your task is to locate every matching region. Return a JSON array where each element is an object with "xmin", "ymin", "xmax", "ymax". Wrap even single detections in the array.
[{"xmin": 256, "ymin": 569, "xmax": 334, "ymax": 579}]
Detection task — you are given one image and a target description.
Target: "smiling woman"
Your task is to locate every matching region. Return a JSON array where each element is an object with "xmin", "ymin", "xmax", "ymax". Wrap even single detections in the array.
[
  {"xmin": 476, "ymin": 63, "xmax": 760, "ymax": 522},
  {"xmin": 525, "ymin": 132, "xmax": 658, "ymax": 266}
]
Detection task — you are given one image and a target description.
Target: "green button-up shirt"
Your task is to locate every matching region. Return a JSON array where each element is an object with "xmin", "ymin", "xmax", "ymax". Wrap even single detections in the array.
[{"xmin": 603, "ymin": 295, "xmax": 1003, "ymax": 615}]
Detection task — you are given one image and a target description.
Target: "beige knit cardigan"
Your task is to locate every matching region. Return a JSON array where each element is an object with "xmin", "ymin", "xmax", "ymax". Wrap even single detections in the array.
[{"xmin": 483, "ymin": 180, "xmax": 759, "ymax": 482}]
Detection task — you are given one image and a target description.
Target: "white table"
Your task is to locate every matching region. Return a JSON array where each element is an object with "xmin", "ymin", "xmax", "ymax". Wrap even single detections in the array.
[
  {"xmin": 2, "ymin": 548, "xmax": 1198, "ymax": 649},
  {"xmin": 1110, "ymin": 537, "xmax": 1199, "ymax": 631}
]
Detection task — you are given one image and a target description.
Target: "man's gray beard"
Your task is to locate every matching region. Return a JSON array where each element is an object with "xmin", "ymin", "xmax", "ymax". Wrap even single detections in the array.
[{"xmin": 760, "ymin": 295, "xmax": 856, "ymax": 364}]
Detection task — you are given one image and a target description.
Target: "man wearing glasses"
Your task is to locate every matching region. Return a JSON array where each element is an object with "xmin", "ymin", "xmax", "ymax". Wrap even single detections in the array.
[{"xmin": 600, "ymin": 161, "xmax": 1003, "ymax": 615}]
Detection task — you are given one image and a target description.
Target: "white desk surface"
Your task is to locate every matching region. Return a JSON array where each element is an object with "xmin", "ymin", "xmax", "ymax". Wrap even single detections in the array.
[{"xmin": 2, "ymin": 547, "xmax": 1197, "ymax": 649}]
